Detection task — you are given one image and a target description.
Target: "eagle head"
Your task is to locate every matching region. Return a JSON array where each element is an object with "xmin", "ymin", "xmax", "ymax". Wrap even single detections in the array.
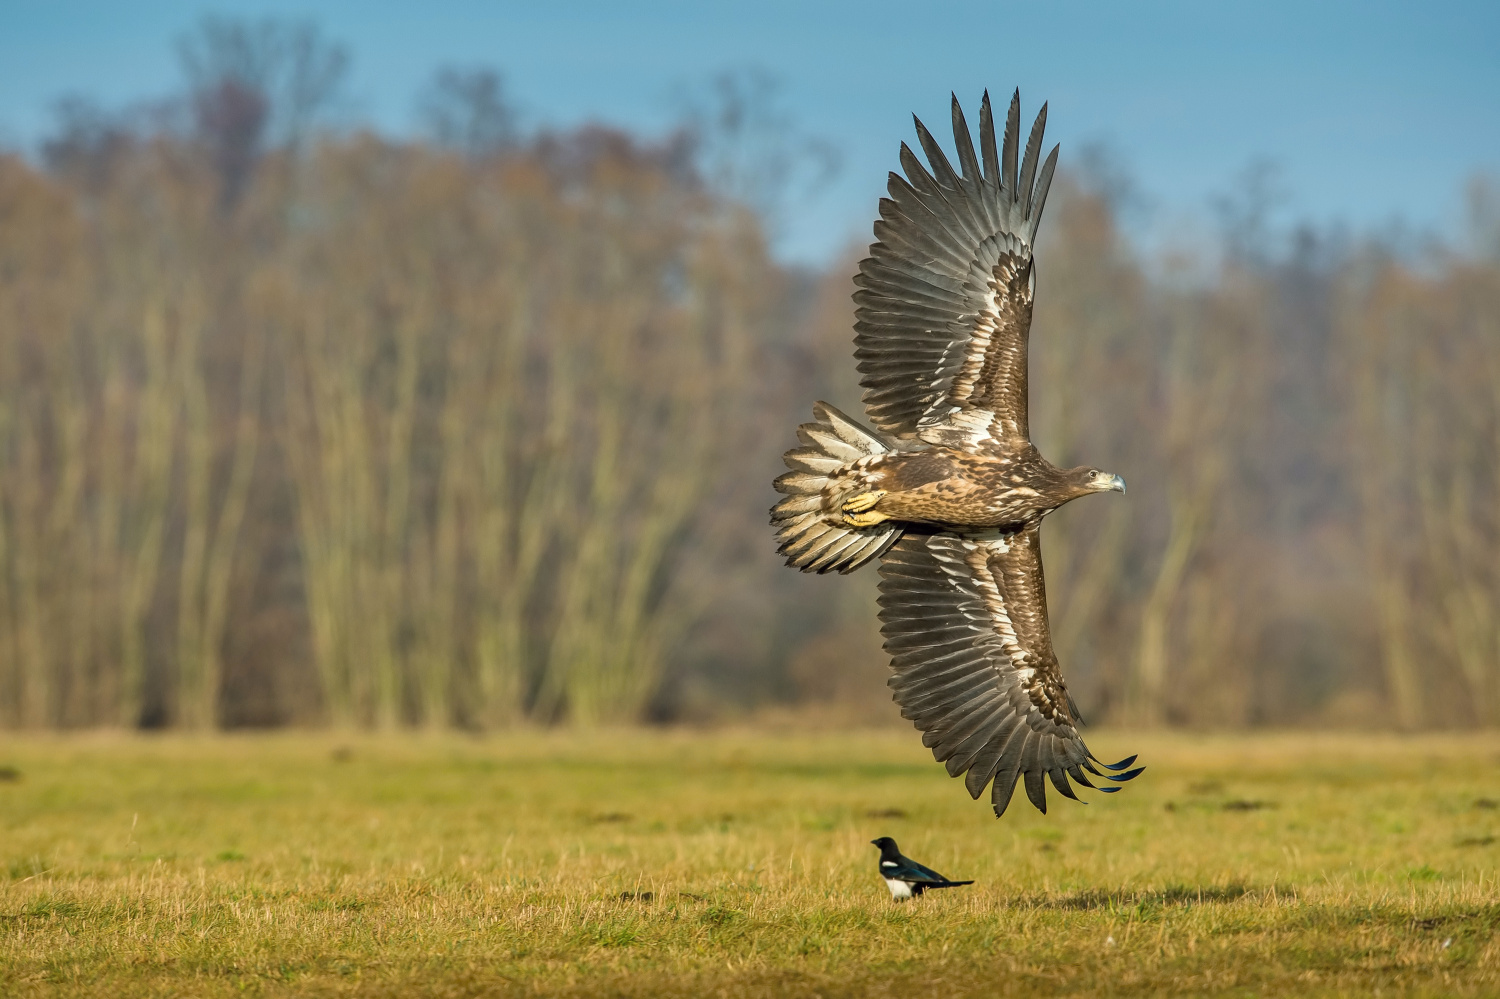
[{"xmin": 1072, "ymin": 467, "xmax": 1126, "ymax": 495}]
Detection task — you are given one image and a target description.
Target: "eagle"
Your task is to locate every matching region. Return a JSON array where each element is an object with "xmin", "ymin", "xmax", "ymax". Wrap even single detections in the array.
[{"xmin": 770, "ymin": 91, "xmax": 1142, "ymax": 817}]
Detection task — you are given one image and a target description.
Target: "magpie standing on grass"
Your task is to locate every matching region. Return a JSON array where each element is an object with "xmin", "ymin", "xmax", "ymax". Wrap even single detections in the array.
[{"xmin": 871, "ymin": 837, "xmax": 974, "ymax": 901}]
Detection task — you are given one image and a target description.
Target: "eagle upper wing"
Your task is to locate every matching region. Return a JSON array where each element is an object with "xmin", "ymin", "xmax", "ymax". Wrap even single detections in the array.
[
  {"xmin": 855, "ymin": 91, "xmax": 1057, "ymax": 450},
  {"xmin": 878, "ymin": 527, "xmax": 1142, "ymax": 816}
]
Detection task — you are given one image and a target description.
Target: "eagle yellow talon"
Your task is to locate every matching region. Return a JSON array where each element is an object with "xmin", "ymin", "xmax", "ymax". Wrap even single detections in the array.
[
  {"xmin": 842, "ymin": 489, "xmax": 886, "ymax": 514},
  {"xmin": 841, "ymin": 490, "xmax": 888, "ymax": 527}
]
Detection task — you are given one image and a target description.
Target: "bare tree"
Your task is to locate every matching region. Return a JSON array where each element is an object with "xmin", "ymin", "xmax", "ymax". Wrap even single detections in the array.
[
  {"xmin": 40, "ymin": 97, "xmax": 137, "ymax": 192},
  {"xmin": 177, "ymin": 16, "xmax": 348, "ymax": 208},
  {"xmin": 675, "ymin": 68, "xmax": 840, "ymax": 235},
  {"xmin": 419, "ymin": 67, "xmax": 518, "ymax": 160},
  {"xmin": 1213, "ymin": 158, "xmax": 1290, "ymax": 269}
]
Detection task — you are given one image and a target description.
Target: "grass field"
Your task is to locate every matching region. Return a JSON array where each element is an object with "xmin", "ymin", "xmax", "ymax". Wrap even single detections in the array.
[{"xmin": 2, "ymin": 728, "xmax": 1499, "ymax": 997}]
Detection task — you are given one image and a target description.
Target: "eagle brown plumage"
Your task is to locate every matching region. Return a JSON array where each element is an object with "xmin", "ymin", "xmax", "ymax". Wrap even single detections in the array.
[{"xmin": 770, "ymin": 91, "xmax": 1143, "ymax": 817}]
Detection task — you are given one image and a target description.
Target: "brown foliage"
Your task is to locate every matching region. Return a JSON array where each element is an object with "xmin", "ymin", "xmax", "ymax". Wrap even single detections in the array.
[
  {"xmin": 0, "ymin": 123, "xmax": 1497, "ymax": 730},
  {"xmin": 0, "ymin": 129, "xmax": 767, "ymax": 728}
]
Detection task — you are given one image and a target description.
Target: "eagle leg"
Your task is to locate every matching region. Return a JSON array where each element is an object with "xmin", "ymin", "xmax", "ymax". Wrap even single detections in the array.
[{"xmin": 841, "ymin": 490, "xmax": 889, "ymax": 528}]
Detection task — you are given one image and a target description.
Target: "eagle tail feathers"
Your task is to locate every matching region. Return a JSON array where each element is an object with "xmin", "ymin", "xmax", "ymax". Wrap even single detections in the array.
[{"xmin": 772, "ymin": 402, "xmax": 904, "ymax": 575}]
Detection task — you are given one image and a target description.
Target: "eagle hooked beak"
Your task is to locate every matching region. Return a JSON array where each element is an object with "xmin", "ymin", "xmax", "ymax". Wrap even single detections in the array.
[{"xmin": 1087, "ymin": 472, "xmax": 1125, "ymax": 493}]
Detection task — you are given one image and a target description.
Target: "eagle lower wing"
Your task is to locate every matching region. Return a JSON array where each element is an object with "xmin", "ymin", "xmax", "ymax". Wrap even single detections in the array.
[
  {"xmin": 878, "ymin": 528, "xmax": 1142, "ymax": 816},
  {"xmin": 854, "ymin": 91, "xmax": 1058, "ymax": 450}
]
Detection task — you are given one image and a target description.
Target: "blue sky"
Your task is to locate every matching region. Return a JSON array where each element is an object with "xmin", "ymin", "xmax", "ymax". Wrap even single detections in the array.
[{"xmin": 2, "ymin": 1, "xmax": 1497, "ymax": 263}]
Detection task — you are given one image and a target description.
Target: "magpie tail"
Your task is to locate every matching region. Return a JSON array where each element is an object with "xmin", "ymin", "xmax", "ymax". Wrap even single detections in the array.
[
  {"xmin": 912, "ymin": 878, "xmax": 974, "ymax": 896},
  {"xmin": 770, "ymin": 401, "xmax": 903, "ymax": 574}
]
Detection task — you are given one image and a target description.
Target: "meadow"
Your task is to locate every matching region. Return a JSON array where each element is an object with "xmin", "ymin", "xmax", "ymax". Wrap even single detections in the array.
[{"xmin": 1, "ymin": 728, "xmax": 1498, "ymax": 997}]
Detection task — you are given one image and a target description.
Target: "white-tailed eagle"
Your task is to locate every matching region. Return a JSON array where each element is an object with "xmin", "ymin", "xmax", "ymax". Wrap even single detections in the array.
[{"xmin": 771, "ymin": 91, "xmax": 1142, "ymax": 817}]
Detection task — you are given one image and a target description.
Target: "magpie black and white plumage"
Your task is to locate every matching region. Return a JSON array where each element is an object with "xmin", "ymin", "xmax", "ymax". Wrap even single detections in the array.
[
  {"xmin": 771, "ymin": 91, "xmax": 1145, "ymax": 817},
  {"xmin": 871, "ymin": 836, "xmax": 974, "ymax": 901}
]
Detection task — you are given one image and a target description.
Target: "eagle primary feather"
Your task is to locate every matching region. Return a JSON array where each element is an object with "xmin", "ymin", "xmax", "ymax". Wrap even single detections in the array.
[
  {"xmin": 770, "ymin": 91, "xmax": 1141, "ymax": 816},
  {"xmin": 855, "ymin": 90, "xmax": 1057, "ymax": 447}
]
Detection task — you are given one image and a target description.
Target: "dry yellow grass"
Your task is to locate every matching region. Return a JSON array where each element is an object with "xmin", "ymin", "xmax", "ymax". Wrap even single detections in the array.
[{"xmin": 1, "ymin": 728, "xmax": 1498, "ymax": 996}]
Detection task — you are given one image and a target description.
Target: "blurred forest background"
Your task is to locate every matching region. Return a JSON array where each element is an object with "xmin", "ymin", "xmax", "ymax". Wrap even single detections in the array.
[{"xmin": 1, "ymin": 18, "xmax": 1498, "ymax": 731}]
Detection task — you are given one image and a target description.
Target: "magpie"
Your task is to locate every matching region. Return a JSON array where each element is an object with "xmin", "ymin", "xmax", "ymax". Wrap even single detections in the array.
[{"xmin": 870, "ymin": 836, "xmax": 973, "ymax": 901}]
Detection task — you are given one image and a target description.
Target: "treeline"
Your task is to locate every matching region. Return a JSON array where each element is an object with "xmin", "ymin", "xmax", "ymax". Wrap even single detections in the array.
[
  {"xmin": 0, "ymin": 124, "xmax": 790, "ymax": 729},
  {"xmin": 0, "ymin": 20, "xmax": 780, "ymax": 728},
  {"xmin": 1, "ymin": 20, "xmax": 1497, "ymax": 729}
]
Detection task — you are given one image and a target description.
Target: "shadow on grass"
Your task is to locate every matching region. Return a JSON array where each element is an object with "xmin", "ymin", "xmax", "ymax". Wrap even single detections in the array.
[
  {"xmin": 1409, "ymin": 908, "xmax": 1500, "ymax": 932},
  {"xmin": 1041, "ymin": 883, "xmax": 1255, "ymax": 910}
]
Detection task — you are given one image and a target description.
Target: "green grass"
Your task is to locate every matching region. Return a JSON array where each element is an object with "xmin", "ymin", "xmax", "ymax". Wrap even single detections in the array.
[{"xmin": 1, "ymin": 728, "xmax": 1498, "ymax": 997}]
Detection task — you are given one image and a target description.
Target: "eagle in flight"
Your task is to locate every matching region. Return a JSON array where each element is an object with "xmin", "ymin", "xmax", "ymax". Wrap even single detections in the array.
[{"xmin": 771, "ymin": 91, "xmax": 1143, "ymax": 817}]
